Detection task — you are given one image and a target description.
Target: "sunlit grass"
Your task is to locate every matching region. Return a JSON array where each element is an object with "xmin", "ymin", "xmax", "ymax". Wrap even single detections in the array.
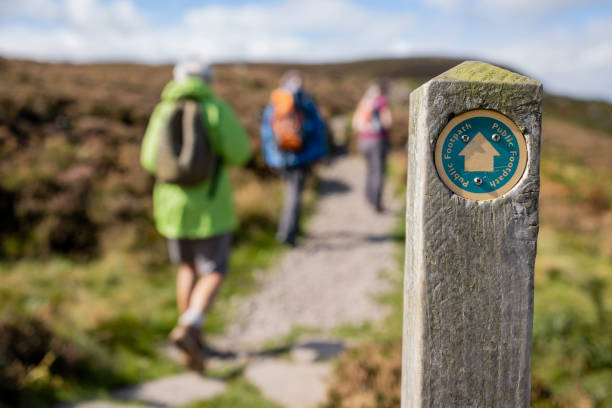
[
  {"xmin": 180, "ymin": 379, "xmax": 280, "ymax": 408},
  {"xmin": 0, "ymin": 167, "xmax": 296, "ymax": 406}
]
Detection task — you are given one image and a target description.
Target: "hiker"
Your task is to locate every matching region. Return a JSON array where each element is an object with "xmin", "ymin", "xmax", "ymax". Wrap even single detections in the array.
[
  {"xmin": 260, "ymin": 70, "xmax": 327, "ymax": 246},
  {"xmin": 352, "ymin": 80, "xmax": 392, "ymax": 212},
  {"xmin": 140, "ymin": 59, "xmax": 251, "ymax": 372}
]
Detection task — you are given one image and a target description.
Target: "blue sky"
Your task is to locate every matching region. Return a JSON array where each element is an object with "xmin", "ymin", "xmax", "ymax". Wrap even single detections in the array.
[{"xmin": 1, "ymin": 0, "xmax": 611, "ymax": 101}]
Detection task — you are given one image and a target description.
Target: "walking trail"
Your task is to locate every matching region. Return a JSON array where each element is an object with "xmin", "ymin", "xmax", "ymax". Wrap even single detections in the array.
[{"xmin": 65, "ymin": 156, "xmax": 401, "ymax": 408}]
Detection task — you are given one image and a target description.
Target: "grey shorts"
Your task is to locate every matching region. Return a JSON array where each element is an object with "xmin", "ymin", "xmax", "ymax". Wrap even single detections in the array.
[{"xmin": 167, "ymin": 233, "xmax": 231, "ymax": 276}]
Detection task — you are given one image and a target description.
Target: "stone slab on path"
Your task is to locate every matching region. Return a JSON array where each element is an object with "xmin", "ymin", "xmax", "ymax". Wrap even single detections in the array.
[
  {"xmin": 243, "ymin": 339, "xmax": 344, "ymax": 408},
  {"xmin": 246, "ymin": 359, "xmax": 333, "ymax": 408},
  {"xmin": 113, "ymin": 372, "xmax": 226, "ymax": 407}
]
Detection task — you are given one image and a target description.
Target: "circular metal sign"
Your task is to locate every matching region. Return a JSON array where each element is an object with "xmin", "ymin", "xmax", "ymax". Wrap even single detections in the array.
[{"xmin": 434, "ymin": 110, "xmax": 527, "ymax": 201}]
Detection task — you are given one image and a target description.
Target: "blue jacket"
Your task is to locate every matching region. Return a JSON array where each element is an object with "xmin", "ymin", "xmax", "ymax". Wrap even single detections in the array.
[{"xmin": 260, "ymin": 90, "xmax": 327, "ymax": 168}]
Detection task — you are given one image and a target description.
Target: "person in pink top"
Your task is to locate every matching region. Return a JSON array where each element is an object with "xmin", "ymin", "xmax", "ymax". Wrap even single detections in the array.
[{"xmin": 352, "ymin": 80, "xmax": 392, "ymax": 212}]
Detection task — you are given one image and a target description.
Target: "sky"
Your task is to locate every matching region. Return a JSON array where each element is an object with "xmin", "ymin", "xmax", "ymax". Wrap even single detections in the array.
[{"xmin": 0, "ymin": 0, "xmax": 611, "ymax": 101}]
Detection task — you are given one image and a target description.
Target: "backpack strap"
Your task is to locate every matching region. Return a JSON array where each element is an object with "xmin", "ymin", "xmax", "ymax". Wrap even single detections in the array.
[{"xmin": 207, "ymin": 157, "xmax": 223, "ymax": 198}]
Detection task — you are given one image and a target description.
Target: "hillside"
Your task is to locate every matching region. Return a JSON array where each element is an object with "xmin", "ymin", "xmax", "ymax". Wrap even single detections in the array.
[
  {"xmin": 0, "ymin": 56, "xmax": 416, "ymax": 260},
  {"xmin": 2, "ymin": 56, "xmax": 609, "ymax": 261},
  {"xmin": 0, "ymin": 57, "xmax": 611, "ymax": 407},
  {"xmin": 220, "ymin": 56, "xmax": 465, "ymax": 80}
]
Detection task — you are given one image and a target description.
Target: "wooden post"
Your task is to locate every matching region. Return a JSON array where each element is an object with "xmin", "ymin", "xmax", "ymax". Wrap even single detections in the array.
[{"xmin": 402, "ymin": 61, "xmax": 542, "ymax": 407}]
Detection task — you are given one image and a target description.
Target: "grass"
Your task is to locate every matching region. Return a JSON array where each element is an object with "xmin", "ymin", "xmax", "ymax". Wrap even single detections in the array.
[
  {"xmin": 258, "ymin": 325, "xmax": 322, "ymax": 357},
  {"xmin": 180, "ymin": 379, "xmax": 280, "ymax": 408},
  {"xmin": 0, "ymin": 253, "xmax": 179, "ymax": 406},
  {"xmin": 0, "ymin": 241, "xmax": 283, "ymax": 406},
  {"xmin": 532, "ymin": 227, "xmax": 612, "ymax": 407},
  {"xmin": 0, "ymin": 163, "xmax": 324, "ymax": 407},
  {"xmin": 0, "ymin": 177, "xmax": 289, "ymax": 407}
]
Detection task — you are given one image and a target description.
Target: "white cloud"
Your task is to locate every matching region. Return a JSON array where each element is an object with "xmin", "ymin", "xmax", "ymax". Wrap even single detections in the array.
[
  {"xmin": 423, "ymin": 0, "xmax": 463, "ymax": 12},
  {"xmin": 179, "ymin": 0, "xmax": 414, "ymax": 60},
  {"xmin": 0, "ymin": 0, "xmax": 415, "ymax": 62},
  {"xmin": 0, "ymin": 0, "xmax": 146, "ymax": 31},
  {"xmin": 424, "ymin": 0, "xmax": 606, "ymax": 14},
  {"xmin": 63, "ymin": 0, "xmax": 146, "ymax": 32},
  {"xmin": 0, "ymin": 0, "xmax": 610, "ymax": 100},
  {"xmin": 427, "ymin": 16, "xmax": 612, "ymax": 100},
  {"xmin": 480, "ymin": 0, "xmax": 588, "ymax": 12},
  {"xmin": 0, "ymin": 0, "xmax": 60, "ymax": 20}
]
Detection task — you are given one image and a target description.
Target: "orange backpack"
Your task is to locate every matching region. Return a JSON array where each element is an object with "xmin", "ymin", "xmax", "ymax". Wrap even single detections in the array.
[{"xmin": 270, "ymin": 88, "xmax": 303, "ymax": 151}]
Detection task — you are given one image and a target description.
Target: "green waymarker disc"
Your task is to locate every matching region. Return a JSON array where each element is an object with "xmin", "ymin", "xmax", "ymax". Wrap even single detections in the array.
[{"xmin": 434, "ymin": 110, "xmax": 528, "ymax": 201}]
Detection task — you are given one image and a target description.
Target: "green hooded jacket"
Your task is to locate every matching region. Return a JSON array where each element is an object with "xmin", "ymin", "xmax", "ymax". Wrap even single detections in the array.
[{"xmin": 140, "ymin": 77, "xmax": 251, "ymax": 239}]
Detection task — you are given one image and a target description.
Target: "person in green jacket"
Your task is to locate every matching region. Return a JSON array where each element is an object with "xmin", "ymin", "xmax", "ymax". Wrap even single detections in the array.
[{"xmin": 140, "ymin": 59, "xmax": 251, "ymax": 372}]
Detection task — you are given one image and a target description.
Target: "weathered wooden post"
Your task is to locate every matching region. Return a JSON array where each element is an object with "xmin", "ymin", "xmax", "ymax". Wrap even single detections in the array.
[{"xmin": 402, "ymin": 61, "xmax": 542, "ymax": 407}]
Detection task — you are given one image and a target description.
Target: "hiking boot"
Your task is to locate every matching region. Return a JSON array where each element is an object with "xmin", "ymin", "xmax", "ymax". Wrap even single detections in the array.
[{"xmin": 169, "ymin": 325, "xmax": 205, "ymax": 372}]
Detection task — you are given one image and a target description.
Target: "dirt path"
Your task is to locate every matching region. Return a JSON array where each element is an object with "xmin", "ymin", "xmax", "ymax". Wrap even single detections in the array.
[
  {"xmin": 66, "ymin": 156, "xmax": 402, "ymax": 408},
  {"xmin": 222, "ymin": 156, "xmax": 400, "ymax": 348}
]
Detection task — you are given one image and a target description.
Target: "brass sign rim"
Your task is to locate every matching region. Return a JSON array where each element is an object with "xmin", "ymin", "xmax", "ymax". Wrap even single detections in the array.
[{"xmin": 434, "ymin": 109, "xmax": 528, "ymax": 201}]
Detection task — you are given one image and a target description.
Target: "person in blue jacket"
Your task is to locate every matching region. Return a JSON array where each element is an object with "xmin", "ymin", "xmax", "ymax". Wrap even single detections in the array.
[{"xmin": 260, "ymin": 71, "xmax": 327, "ymax": 246}]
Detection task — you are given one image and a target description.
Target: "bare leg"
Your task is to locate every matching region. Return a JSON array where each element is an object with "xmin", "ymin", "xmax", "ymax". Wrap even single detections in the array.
[
  {"xmin": 176, "ymin": 262, "xmax": 197, "ymax": 314},
  {"xmin": 171, "ymin": 269, "xmax": 224, "ymax": 372},
  {"xmin": 188, "ymin": 271, "xmax": 225, "ymax": 314}
]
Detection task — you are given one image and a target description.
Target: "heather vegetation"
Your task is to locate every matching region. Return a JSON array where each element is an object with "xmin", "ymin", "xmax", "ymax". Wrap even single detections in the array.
[{"xmin": 0, "ymin": 57, "xmax": 610, "ymax": 407}]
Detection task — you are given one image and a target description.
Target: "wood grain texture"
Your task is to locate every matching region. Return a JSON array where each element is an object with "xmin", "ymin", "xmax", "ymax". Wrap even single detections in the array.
[{"xmin": 402, "ymin": 61, "xmax": 542, "ymax": 408}]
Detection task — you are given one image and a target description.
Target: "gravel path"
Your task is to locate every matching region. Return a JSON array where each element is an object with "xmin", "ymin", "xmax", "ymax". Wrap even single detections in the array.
[
  {"xmin": 67, "ymin": 156, "xmax": 402, "ymax": 408},
  {"xmin": 222, "ymin": 156, "xmax": 400, "ymax": 348}
]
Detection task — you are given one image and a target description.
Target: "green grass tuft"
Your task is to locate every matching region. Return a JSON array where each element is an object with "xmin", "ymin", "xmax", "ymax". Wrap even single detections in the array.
[{"xmin": 180, "ymin": 379, "xmax": 281, "ymax": 408}]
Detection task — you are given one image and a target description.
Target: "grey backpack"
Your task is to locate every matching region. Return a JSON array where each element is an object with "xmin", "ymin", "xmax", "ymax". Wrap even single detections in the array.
[{"xmin": 156, "ymin": 99, "xmax": 220, "ymax": 193}]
